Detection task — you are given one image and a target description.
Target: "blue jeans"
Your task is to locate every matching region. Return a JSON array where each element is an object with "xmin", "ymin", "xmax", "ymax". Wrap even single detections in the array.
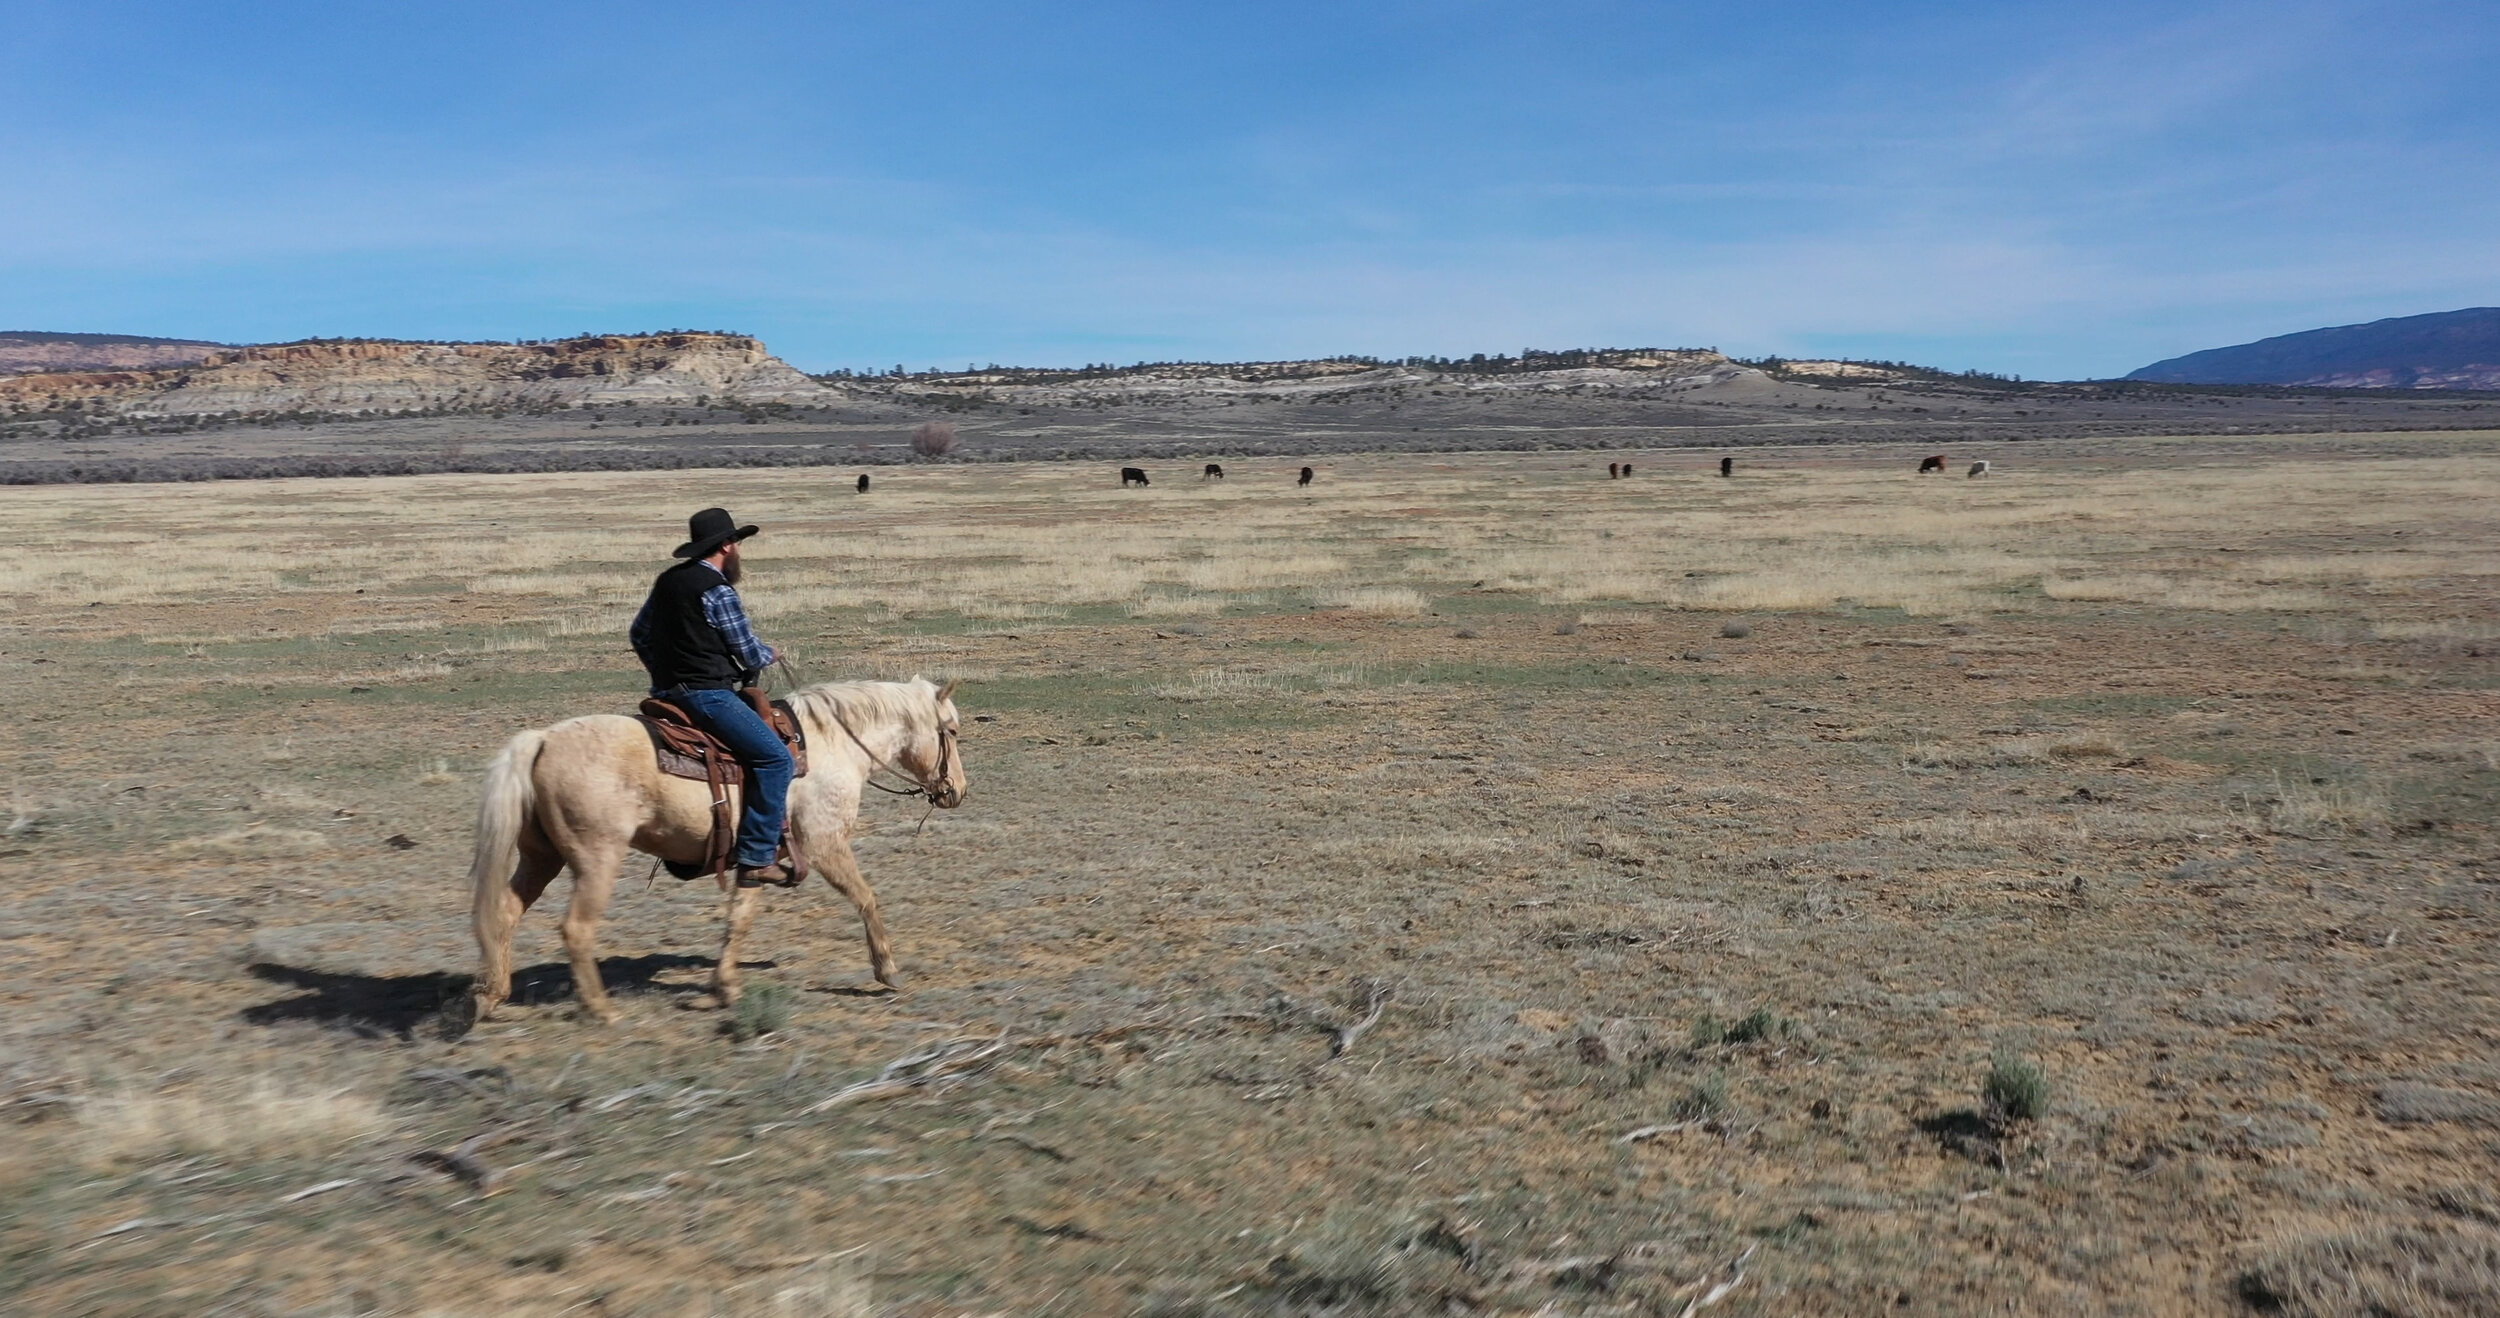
[{"xmin": 674, "ymin": 687, "xmax": 795, "ymax": 868}]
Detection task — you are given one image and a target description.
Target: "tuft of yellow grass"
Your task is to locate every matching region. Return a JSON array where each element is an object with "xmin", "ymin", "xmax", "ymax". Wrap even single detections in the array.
[
  {"xmin": 165, "ymin": 822, "xmax": 332, "ymax": 860},
  {"xmin": 1901, "ymin": 732, "xmax": 2125, "ymax": 769},
  {"xmin": 1874, "ymin": 810, "xmax": 2246, "ymax": 848},
  {"xmin": 2045, "ymin": 575, "xmax": 2333, "ymax": 611},
  {"xmin": 1148, "ymin": 668, "xmax": 1282, "ymax": 701},
  {"xmin": 1316, "ymin": 586, "xmax": 1428, "ymax": 616},
  {"xmin": 2371, "ymin": 618, "xmax": 2500, "ymax": 643},
  {"xmin": 76, "ymin": 1079, "xmax": 391, "ymax": 1167},
  {"xmin": 1309, "ymin": 830, "xmax": 1526, "ymax": 869},
  {"xmin": 704, "ymin": 1255, "xmax": 873, "ymax": 1318},
  {"xmin": 1126, "ymin": 592, "xmax": 1227, "ymax": 617}
]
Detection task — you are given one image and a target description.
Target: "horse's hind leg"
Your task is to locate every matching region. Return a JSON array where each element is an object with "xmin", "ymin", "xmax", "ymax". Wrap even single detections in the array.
[
  {"xmin": 471, "ymin": 842, "xmax": 562, "ymax": 1021},
  {"xmin": 806, "ymin": 834, "xmax": 901, "ymax": 990},
  {"xmin": 558, "ymin": 844, "xmax": 627, "ymax": 1024}
]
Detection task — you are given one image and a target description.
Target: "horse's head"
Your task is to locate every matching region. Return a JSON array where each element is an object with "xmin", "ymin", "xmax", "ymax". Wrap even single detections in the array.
[{"xmin": 914, "ymin": 677, "xmax": 969, "ymax": 808}]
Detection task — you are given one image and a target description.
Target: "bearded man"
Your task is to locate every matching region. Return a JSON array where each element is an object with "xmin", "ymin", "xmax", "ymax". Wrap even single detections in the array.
[{"xmin": 629, "ymin": 507, "xmax": 801, "ymax": 887}]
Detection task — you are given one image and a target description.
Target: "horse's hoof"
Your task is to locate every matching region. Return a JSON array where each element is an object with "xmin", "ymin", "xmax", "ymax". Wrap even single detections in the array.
[
  {"xmin": 870, "ymin": 971, "xmax": 905, "ymax": 993},
  {"xmin": 681, "ymin": 992, "xmax": 730, "ymax": 1012},
  {"xmin": 575, "ymin": 1004, "xmax": 622, "ymax": 1026}
]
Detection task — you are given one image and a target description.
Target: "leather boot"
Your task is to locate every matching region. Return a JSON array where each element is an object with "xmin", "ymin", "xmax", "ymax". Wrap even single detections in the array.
[{"xmin": 734, "ymin": 860, "xmax": 801, "ymax": 888}]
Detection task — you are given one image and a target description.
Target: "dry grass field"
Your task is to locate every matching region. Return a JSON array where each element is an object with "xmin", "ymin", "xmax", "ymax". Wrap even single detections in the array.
[{"xmin": 3, "ymin": 435, "xmax": 2498, "ymax": 1317}]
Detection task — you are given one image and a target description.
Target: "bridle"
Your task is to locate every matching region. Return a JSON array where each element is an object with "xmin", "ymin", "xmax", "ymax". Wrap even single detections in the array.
[
  {"xmin": 836, "ymin": 708, "xmax": 960, "ymax": 807},
  {"xmin": 780, "ymin": 659, "xmax": 961, "ymax": 810}
]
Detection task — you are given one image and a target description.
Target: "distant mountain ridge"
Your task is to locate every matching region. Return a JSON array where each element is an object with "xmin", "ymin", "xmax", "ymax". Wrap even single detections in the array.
[
  {"xmin": 0, "ymin": 331, "xmax": 231, "ymax": 374},
  {"xmin": 2126, "ymin": 308, "xmax": 2500, "ymax": 389}
]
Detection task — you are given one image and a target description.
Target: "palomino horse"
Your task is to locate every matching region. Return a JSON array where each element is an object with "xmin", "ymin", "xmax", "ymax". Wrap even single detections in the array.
[{"xmin": 457, "ymin": 677, "xmax": 966, "ymax": 1029}]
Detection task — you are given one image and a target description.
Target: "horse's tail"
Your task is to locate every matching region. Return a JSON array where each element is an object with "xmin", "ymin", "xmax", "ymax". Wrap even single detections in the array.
[{"xmin": 468, "ymin": 728, "xmax": 546, "ymax": 910}]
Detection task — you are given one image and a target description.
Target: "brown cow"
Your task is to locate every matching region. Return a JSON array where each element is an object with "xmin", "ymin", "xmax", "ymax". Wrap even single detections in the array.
[{"xmin": 1918, "ymin": 455, "xmax": 1946, "ymax": 474}]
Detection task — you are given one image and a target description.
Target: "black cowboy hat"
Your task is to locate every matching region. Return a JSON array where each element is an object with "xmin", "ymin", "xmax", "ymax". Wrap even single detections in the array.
[{"xmin": 671, "ymin": 507, "xmax": 760, "ymax": 559}]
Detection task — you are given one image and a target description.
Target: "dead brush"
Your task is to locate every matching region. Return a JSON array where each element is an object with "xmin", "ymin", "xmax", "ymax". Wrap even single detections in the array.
[
  {"xmin": 2260, "ymin": 770, "xmax": 2391, "ymax": 836},
  {"xmin": 702, "ymin": 1254, "xmax": 873, "ymax": 1318},
  {"xmin": 2237, "ymin": 1225, "xmax": 2500, "ymax": 1318},
  {"xmin": 1671, "ymin": 1071, "xmax": 1731, "ymax": 1121},
  {"xmin": 1690, "ymin": 1006, "xmax": 1787, "ymax": 1050},
  {"xmin": 728, "ymin": 983, "xmax": 796, "ymax": 1042},
  {"xmin": 1901, "ymin": 732, "xmax": 2124, "ymax": 770},
  {"xmin": 909, "ymin": 419, "xmax": 958, "ymax": 458},
  {"xmin": 1237, "ymin": 1210, "xmax": 1478, "ymax": 1314}
]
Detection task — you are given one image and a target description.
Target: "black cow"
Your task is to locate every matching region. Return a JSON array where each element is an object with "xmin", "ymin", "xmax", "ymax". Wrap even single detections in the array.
[
  {"xmin": 1719, "ymin": 455, "xmax": 1733, "ymax": 477},
  {"xmin": 1122, "ymin": 467, "xmax": 1150, "ymax": 486},
  {"xmin": 1204, "ymin": 463, "xmax": 1224, "ymax": 480},
  {"xmin": 856, "ymin": 473, "xmax": 870, "ymax": 493},
  {"xmin": 1298, "ymin": 466, "xmax": 1314, "ymax": 487},
  {"xmin": 1621, "ymin": 461, "xmax": 1633, "ymax": 477},
  {"xmin": 1918, "ymin": 455, "xmax": 1946, "ymax": 474}
]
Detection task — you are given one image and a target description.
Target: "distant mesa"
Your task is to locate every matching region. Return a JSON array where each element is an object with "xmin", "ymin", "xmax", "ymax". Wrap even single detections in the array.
[
  {"xmin": 2125, "ymin": 307, "xmax": 2500, "ymax": 389},
  {"xmin": 864, "ymin": 348, "xmax": 1751, "ymax": 411},
  {"xmin": 0, "ymin": 331, "xmax": 231, "ymax": 374},
  {"xmin": 0, "ymin": 332, "xmax": 832, "ymax": 415}
]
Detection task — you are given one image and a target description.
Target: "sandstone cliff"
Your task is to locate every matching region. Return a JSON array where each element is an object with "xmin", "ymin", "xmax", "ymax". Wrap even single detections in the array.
[
  {"xmin": 0, "ymin": 333, "xmax": 228, "ymax": 374},
  {"xmin": 0, "ymin": 333, "xmax": 832, "ymax": 415}
]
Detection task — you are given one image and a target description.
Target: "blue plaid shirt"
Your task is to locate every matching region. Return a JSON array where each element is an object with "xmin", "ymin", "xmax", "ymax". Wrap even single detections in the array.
[{"xmin": 630, "ymin": 561, "xmax": 776, "ymax": 683}]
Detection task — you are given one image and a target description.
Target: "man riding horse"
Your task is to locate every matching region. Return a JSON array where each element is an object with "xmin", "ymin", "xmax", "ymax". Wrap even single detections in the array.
[{"xmin": 629, "ymin": 507, "xmax": 802, "ymax": 888}]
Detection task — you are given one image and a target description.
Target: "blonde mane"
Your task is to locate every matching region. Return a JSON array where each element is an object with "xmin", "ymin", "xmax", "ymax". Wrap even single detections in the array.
[{"xmin": 785, "ymin": 678, "xmax": 934, "ymax": 738}]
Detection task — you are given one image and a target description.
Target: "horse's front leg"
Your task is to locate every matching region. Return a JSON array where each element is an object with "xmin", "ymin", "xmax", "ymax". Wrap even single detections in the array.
[
  {"xmin": 806, "ymin": 833, "xmax": 901, "ymax": 990},
  {"xmin": 703, "ymin": 883, "xmax": 764, "ymax": 1009}
]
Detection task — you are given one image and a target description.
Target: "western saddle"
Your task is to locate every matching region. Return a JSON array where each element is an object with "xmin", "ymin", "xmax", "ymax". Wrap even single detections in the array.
[{"xmin": 636, "ymin": 688, "xmax": 810, "ymax": 883}]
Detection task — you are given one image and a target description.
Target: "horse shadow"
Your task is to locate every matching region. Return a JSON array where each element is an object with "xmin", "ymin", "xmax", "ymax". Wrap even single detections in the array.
[{"xmin": 241, "ymin": 953, "xmax": 728, "ymax": 1039}]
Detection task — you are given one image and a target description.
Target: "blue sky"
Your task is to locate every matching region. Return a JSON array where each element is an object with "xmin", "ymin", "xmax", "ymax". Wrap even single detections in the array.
[{"xmin": 2, "ymin": 1, "xmax": 2494, "ymax": 378}]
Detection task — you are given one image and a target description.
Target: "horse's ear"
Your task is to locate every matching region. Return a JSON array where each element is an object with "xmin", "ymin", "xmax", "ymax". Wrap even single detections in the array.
[{"xmin": 936, "ymin": 679, "xmax": 959, "ymax": 703}]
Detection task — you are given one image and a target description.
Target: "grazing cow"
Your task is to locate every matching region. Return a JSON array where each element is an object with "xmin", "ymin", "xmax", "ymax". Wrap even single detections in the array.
[
  {"xmin": 1121, "ymin": 467, "xmax": 1150, "ymax": 487},
  {"xmin": 1918, "ymin": 455, "xmax": 1946, "ymax": 474},
  {"xmin": 855, "ymin": 473, "xmax": 870, "ymax": 493},
  {"xmin": 1204, "ymin": 463, "xmax": 1224, "ymax": 480},
  {"xmin": 1298, "ymin": 466, "xmax": 1314, "ymax": 487},
  {"xmin": 1967, "ymin": 460, "xmax": 1990, "ymax": 478},
  {"xmin": 1719, "ymin": 456, "xmax": 1733, "ymax": 478},
  {"xmin": 1608, "ymin": 463, "xmax": 1620, "ymax": 479},
  {"xmin": 1621, "ymin": 462, "xmax": 1632, "ymax": 477}
]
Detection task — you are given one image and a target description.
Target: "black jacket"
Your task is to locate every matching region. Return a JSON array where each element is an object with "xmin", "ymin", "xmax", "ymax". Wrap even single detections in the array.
[{"xmin": 632, "ymin": 560, "xmax": 748, "ymax": 691}]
